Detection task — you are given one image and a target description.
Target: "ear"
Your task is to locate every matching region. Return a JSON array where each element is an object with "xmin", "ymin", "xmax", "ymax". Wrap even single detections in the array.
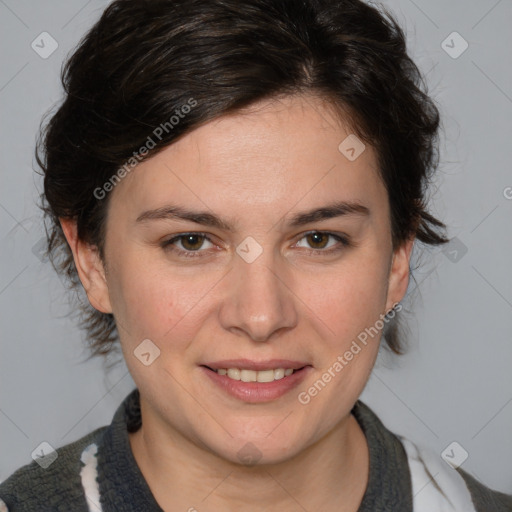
[
  {"xmin": 385, "ymin": 238, "xmax": 414, "ymax": 311},
  {"xmin": 60, "ymin": 218, "xmax": 112, "ymax": 314}
]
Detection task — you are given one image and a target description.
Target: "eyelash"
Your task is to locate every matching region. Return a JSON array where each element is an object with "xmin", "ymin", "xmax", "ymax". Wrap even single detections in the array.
[{"xmin": 160, "ymin": 231, "xmax": 352, "ymax": 259}]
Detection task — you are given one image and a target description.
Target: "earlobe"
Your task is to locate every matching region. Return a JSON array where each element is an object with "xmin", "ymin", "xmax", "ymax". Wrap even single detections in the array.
[
  {"xmin": 59, "ymin": 218, "xmax": 112, "ymax": 314},
  {"xmin": 386, "ymin": 238, "xmax": 415, "ymax": 311}
]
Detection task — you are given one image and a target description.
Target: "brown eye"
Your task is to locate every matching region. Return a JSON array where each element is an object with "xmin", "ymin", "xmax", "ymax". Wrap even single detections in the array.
[
  {"xmin": 305, "ymin": 232, "xmax": 329, "ymax": 249},
  {"xmin": 180, "ymin": 234, "xmax": 206, "ymax": 251},
  {"xmin": 161, "ymin": 233, "xmax": 215, "ymax": 257},
  {"xmin": 295, "ymin": 231, "xmax": 351, "ymax": 254}
]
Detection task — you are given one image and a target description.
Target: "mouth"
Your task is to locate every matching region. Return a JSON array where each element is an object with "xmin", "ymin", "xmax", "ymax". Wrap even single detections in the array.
[
  {"xmin": 200, "ymin": 360, "xmax": 312, "ymax": 403},
  {"xmin": 205, "ymin": 366, "xmax": 301, "ymax": 382}
]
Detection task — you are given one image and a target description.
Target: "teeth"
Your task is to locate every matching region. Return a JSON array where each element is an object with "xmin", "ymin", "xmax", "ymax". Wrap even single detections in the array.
[
  {"xmin": 227, "ymin": 368, "xmax": 241, "ymax": 380},
  {"xmin": 240, "ymin": 369, "xmax": 257, "ymax": 382},
  {"xmin": 273, "ymin": 368, "xmax": 285, "ymax": 380},
  {"xmin": 216, "ymin": 367, "xmax": 297, "ymax": 382}
]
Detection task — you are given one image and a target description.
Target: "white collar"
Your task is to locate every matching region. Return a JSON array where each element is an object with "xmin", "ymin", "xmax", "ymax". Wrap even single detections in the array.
[{"xmin": 399, "ymin": 436, "xmax": 477, "ymax": 511}]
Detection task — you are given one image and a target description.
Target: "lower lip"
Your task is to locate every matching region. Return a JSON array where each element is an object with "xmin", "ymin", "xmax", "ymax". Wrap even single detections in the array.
[{"xmin": 201, "ymin": 366, "xmax": 312, "ymax": 403}]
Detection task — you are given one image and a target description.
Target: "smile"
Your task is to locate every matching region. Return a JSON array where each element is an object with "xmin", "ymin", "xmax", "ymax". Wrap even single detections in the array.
[
  {"xmin": 216, "ymin": 368, "xmax": 295, "ymax": 382},
  {"xmin": 201, "ymin": 361, "xmax": 312, "ymax": 403}
]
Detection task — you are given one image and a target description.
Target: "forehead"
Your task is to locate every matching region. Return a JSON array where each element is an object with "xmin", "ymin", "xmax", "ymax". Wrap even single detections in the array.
[{"xmin": 108, "ymin": 94, "xmax": 386, "ymax": 225}]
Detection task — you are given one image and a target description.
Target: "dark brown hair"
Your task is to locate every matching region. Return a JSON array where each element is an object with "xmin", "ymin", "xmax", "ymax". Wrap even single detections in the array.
[{"xmin": 37, "ymin": 0, "xmax": 447, "ymax": 360}]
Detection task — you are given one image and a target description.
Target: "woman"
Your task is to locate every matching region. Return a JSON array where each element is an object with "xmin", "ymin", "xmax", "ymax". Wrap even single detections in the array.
[{"xmin": 1, "ymin": 0, "xmax": 510, "ymax": 510}]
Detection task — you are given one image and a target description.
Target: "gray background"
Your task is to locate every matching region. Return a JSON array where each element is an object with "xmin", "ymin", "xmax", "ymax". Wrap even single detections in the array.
[{"xmin": 1, "ymin": 0, "xmax": 511, "ymax": 495}]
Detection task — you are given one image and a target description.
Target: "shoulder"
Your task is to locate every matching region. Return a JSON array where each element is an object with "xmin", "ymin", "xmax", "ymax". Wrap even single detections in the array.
[
  {"xmin": 398, "ymin": 435, "xmax": 512, "ymax": 512},
  {"xmin": 457, "ymin": 466, "xmax": 512, "ymax": 512},
  {"xmin": 0, "ymin": 426, "xmax": 106, "ymax": 512}
]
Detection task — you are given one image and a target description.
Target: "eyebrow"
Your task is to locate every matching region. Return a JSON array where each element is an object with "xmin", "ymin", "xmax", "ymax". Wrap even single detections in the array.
[{"xmin": 135, "ymin": 201, "xmax": 370, "ymax": 231}]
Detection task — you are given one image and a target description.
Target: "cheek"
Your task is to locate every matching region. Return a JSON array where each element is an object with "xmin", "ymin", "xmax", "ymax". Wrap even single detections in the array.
[
  {"xmin": 294, "ymin": 261, "xmax": 387, "ymax": 430},
  {"xmin": 298, "ymin": 253, "xmax": 390, "ymax": 343},
  {"xmin": 107, "ymin": 251, "xmax": 217, "ymax": 347}
]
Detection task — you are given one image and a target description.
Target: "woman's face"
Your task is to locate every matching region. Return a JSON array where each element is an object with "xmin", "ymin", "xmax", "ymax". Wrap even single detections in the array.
[{"xmin": 93, "ymin": 94, "xmax": 411, "ymax": 464}]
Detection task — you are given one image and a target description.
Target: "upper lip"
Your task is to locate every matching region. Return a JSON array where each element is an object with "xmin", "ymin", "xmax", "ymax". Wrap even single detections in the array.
[{"xmin": 202, "ymin": 359, "xmax": 310, "ymax": 371}]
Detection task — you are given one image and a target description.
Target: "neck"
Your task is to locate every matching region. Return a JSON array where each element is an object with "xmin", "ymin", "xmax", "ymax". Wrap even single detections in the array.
[{"xmin": 129, "ymin": 399, "xmax": 369, "ymax": 512}]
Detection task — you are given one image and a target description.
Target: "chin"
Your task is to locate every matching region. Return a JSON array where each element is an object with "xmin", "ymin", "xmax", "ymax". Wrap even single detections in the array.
[{"xmin": 202, "ymin": 425, "xmax": 308, "ymax": 467}]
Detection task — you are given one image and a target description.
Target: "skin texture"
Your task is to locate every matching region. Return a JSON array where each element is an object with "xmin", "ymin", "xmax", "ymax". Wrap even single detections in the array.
[{"xmin": 61, "ymin": 94, "xmax": 413, "ymax": 511}]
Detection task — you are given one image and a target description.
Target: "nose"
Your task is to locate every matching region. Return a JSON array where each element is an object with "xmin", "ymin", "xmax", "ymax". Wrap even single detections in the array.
[{"xmin": 218, "ymin": 249, "xmax": 298, "ymax": 342}]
